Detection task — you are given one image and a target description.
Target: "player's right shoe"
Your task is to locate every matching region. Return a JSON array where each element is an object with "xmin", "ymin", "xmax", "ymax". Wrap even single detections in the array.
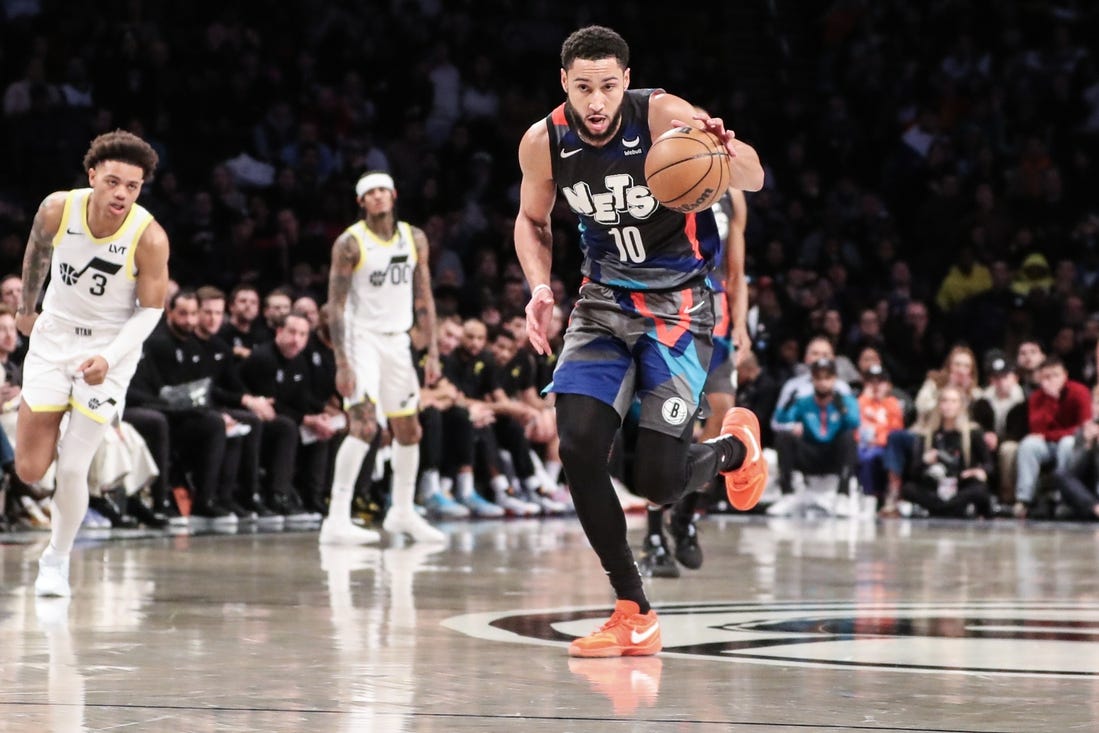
[
  {"xmin": 319, "ymin": 518, "xmax": 381, "ymax": 546},
  {"xmin": 35, "ymin": 548, "xmax": 71, "ymax": 598},
  {"xmin": 568, "ymin": 600, "xmax": 662, "ymax": 658},
  {"xmin": 638, "ymin": 533, "xmax": 679, "ymax": 578},
  {"xmin": 717, "ymin": 407, "xmax": 767, "ymax": 511},
  {"xmin": 671, "ymin": 521, "xmax": 703, "ymax": 570}
]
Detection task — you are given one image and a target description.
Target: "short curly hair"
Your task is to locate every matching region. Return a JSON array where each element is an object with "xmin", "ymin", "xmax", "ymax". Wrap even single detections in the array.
[
  {"xmin": 560, "ymin": 25, "xmax": 629, "ymax": 70},
  {"xmin": 82, "ymin": 129, "xmax": 159, "ymax": 179}
]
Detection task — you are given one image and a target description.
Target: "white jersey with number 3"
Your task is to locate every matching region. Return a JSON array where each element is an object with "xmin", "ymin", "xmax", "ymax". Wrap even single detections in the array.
[
  {"xmin": 42, "ymin": 188, "xmax": 152, "ymax": 329},
  {"xmin": 344, "ymin": 220, "xmax": 417, "ymax": 335}
]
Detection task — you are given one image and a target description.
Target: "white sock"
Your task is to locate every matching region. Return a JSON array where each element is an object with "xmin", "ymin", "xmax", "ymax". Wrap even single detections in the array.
[
  {"xmin": 490, "ymin": 474, "xmax": 510, "ymax": 499},
  {"xmin": 329, "ymin": 435, "xmax": 371, "ymax": 523},
  {"xmin": 440, "ymin": 475, "xmax": 454, "ymax": 497},
  {"xmin": 455, "ymin": 471, "xmax": 475, "ymax": 499},
  {"xmin": 544, "ymin": 460, "xmax": 562, "ymax": 485},
  {"xmin": 390, "ymin": 442, "xmax": 419, "ymax": 514},
  {"xmin": 522, "ymin": 475, "xmax": 542, "ymax": 494},
  {"xmin": 418, "ymin": 469, "xmax": 440, "ymax": 502},
  {"xmin": 50, "ymin": 413, "xmax": 110, "ymax": 554}
]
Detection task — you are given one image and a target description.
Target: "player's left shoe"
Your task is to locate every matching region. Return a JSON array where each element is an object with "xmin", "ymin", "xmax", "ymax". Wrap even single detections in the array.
[
  {"xmin": 568, "ymin": 600, "xmax": 662, "ymax": 658},
  {"xmin": 383, "ymin": 508, "xmax": 447, "ymax": 544},
  {"xmin": 35, "ymin": 547, "xmax": 71, "ymax": 598}
]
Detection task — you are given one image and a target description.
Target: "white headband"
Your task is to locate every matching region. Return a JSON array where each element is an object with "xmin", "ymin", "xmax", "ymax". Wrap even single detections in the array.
[{"xmin": 355, "ymin": 172, "xmax": 395, "ymax": 197}]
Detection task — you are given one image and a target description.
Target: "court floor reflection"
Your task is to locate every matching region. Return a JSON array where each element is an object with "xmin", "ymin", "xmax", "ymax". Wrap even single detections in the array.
[{"xmin": 3, "ymin": 514, "xmax": 1099, "ymax": 731}]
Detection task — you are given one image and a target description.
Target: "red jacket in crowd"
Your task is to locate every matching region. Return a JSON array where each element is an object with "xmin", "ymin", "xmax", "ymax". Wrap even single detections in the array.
[{"xmin": 1027, "ymin": 380, "xmax": 1092, "ymax": 441}]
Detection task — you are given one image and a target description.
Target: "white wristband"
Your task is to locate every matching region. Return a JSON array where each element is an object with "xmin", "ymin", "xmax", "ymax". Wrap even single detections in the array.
[{"xmin": 531, "ymin": 284, "xmax": 552, "ymax": 299}]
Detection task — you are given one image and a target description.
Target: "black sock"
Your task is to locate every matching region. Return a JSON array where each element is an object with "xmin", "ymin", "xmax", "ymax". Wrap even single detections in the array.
[
  {"xmin": 714, "ymin": 436, "xmax": 748, "ymax": 472},
  {"xmin": 671, "ymin": 492, "xmax": 702, "ymax": 534},
  {"xmin": 646, "ymin": 505, "xmax": 664, "ymax": 537}
]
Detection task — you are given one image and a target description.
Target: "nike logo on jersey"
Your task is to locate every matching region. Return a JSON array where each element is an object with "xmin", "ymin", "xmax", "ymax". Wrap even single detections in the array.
[
  {"xmin": 630, "ymin": 623, "xmax": 659, "ymax": 645},
  {"xmin": 66, "ymin": 227, "xmax": 81, "ymax": 235},
  {"xmin": 686, "ymin": 300, "xmax": 706, "ymax": 314},
  {"xmin": 560, "ymin": 148, "xmax": 582, "ymax": 159},
  {"xmin": 622, "ymin": 136, "xmax": 641, "ymax": 148}
]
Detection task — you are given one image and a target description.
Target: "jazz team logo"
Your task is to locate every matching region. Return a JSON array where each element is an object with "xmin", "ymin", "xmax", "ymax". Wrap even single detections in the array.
[{"xmin": 443, "ymin": 600, "xmax": 1099, "ymax": 678}]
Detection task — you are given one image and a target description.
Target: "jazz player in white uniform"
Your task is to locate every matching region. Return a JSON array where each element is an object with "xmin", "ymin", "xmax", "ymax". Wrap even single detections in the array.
[
  {"xmin": 15, "ymin": 130, "xmax": 170, "ymax": 597},
  {"xmin": 322, "ymin": 172, "xmax": 446, "ymax": 545}
]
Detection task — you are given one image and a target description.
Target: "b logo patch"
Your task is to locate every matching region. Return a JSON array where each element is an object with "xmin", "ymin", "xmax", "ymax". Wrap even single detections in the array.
[{"xmin": 661, "ymin": 397, "xmax": 689, "ymax": 426}]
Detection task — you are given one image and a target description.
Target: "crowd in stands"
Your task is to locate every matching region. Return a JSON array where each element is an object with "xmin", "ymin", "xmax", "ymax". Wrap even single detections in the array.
[{"xmin": 2, "ymin": 1, "xmax": 1099, "ymax": 529}]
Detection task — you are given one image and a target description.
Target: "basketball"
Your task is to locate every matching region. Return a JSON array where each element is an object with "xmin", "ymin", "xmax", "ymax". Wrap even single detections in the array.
[{"xmin": 644, "ymin": 126, "xmax": 731, "ymax": 214}]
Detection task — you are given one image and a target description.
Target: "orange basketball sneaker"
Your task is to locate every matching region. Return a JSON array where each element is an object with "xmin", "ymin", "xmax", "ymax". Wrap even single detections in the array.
[
  {"xmin": 719, "ymin": 407, "xmax": 767, "ymax": 511},
  {"xmin": 568, "ymin": 600, "xmax": 662, "ymax": 658}
]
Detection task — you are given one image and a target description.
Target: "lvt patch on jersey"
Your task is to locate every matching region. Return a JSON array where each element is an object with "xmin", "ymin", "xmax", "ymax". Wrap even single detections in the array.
[{"xmin": 443, "ymin": 600, "xmax": 1099, "ymax": 678}]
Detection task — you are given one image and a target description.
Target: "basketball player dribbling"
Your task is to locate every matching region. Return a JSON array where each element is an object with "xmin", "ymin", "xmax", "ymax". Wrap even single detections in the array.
[
  {"xmin": 514, "ymin": 25, "xmax": 768, "ymax": 657},
  {"xmin": 16, "ymin": 130, "xmax": 170, "ymax": 598}
]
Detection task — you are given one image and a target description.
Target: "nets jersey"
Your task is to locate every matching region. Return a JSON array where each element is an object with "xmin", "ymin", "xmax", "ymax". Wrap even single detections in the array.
[
  {"xmin": 703, "ymin": 191, "xmax": 734, "ymax": 293},
  {"xmin": 42, "ymin": 188, "xmax": 153, "ymax": 328},
  {"xmin": 547, "ymin": 89, "xmax": 721, "ymax": 291},
  {"xmin": 344, "ymin": 220, "xmax": 417, "ymax": 334}
]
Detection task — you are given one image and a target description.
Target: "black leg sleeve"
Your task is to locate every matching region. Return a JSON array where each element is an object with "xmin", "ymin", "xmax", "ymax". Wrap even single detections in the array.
[
  {"xmin": 556, "ymin": 394, "xmax": 650, "ymax": 612},
  {"xmin": 631, "ymin": 426, "xmax": 727, "ymax": 506}
]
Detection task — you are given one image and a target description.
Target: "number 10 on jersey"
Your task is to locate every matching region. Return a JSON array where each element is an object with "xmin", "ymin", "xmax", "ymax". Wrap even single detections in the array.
[{"xmin": 609, "ymin": 226, "xmax": 646, "ymax": 263}]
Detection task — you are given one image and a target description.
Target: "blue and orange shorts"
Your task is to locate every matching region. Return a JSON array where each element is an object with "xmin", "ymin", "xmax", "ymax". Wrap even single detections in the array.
[{"xmin": 545, "ymin": 279, "xmax": 715, "ymax": 437}]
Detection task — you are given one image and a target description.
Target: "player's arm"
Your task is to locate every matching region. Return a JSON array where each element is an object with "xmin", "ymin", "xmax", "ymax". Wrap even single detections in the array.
[
  {"xmin": 649, "ymin": 92, "xmax": 764, "ymax": 192},
  {"xmin": 411, "ymin": 225, "xmax": 441, "ymax": 385},
  {"xmin": 327, "ymin": 231, "xmax": 359, "ymax": 364},
  {"xmin": 514, "ymin": 121, "xmax": 557, "ymax": 355},
  {"xmin": 16, "ymin": 191, "xmax": 67, "ymax": 335},
  {"xmin": 725, "ymin": 188, "xmax": 750, "ymax": 364},
  {"xmin": 327, "ymin": 231, "xmax": 360, "ymax": 397},
  {"xmin": 83, "ymin": 221, "xmax": 169, "ymax": 384}
]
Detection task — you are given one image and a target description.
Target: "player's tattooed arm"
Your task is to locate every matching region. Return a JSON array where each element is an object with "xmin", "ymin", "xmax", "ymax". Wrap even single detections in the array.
[
  {"xmin": 327, "ymin": 231, "xmax": 359, "ymax": 367},
  {"xmin": 18, "ymin": 192, "xmax": 66, "ymax": 317},
  {"xmin": 411, "ymin": 227, "xmax": 439, "ymax": 355}
]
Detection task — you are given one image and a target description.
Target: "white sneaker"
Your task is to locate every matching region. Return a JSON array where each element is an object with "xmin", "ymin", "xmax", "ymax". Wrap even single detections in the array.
[
  {"xmin": 35, "ymin": 549, "xmax": 71, "ymax": 598},
  {"xmin": 765, "ymin": 492, "xmax": 805, "ymax": 517},
  {"xmin": 527, "ymin": 490, "xmax": 569, "ymax": 515},
  {"xmin": 319, "ymin": 518, "xmax": 381, "ymax": 545},
  {"xmin": 496, "ymin": 491, "xmax": 541, "ymax": 517},
  {"xmin": 383, "ymin": 509, "xmax": 447, "ymax": 544}
]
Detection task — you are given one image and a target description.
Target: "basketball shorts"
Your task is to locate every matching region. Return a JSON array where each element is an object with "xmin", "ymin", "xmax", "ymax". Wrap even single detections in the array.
[
  {"xmin": 547, "ymin": 279, "xmax": 714, "ymax": 437},
  {"xmin": 344, "ymin": 329, "xmax": 419, "ymax": 417},
  {"xmin": 704, "ymin": 289, "xmax": 735, "ymax": 396},
  {"xmin": 22, "ymin": 311, "xmax": 141, "ymax": 424}
]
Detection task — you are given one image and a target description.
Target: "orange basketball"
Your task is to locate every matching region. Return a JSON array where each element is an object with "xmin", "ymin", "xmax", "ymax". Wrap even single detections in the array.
[{"xmin": 644, "ymin": 126, "xmax": 731, "ymax": 214}]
